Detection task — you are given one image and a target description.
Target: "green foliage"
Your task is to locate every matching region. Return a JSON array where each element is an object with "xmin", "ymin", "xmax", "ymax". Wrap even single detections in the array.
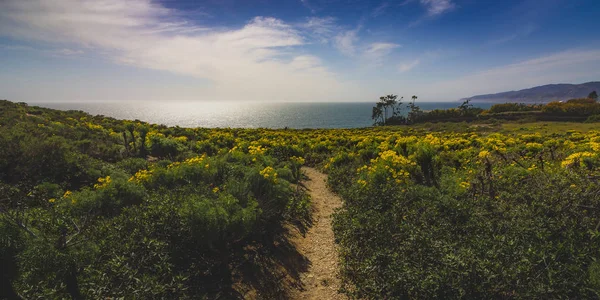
[
  {"xmin": 488, "ymin": 102, "xmax": 543, "ymax": 113},
  {"xmin": 586, "ymin": 114, "xmax": 600, "ymax": 123},
  {"xmin": 0, "ymin": 100, "xmax": 310, "ymax": 298},
  {"xmin": 327, "ymin": 129, "xmax": 600, "ymax": 299},
  {"xmin": 370, "ymin": 96, "xmax": 600, "ymax": 125},
  {"xmin": 3, "ymin": 99, "xmax": 600, "ymax": 298},
  {"xmin": 541, "ymin": 99, "xmax": 600, "ymax": 116},
  {"xmin": 115, "ymin": 157, "xmax": 149, "ymax": 174}
]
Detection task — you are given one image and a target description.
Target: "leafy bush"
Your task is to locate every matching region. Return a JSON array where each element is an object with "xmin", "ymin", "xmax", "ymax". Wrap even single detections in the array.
[{"xmin": 2, "ymin": 99, "xmax": 600, "ymax": 298}]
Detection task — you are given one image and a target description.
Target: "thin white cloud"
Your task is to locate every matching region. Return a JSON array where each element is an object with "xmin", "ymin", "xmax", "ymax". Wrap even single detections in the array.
[
  {"xmin": 398, "ymin": 59, "xmax": 420, "ymax": 72},
  {"xmin": 364, "ymin": 43, "xmax": 401, "ymax": 65},
  {"xmin": 0, "ymin": 0, "xmax": 345, "ymax": 101},
  {"xmin": 334, "ymin": 29, "xmax": 359, "ymax": 56},
  {"xmin": 408, "ymin": 0, "xmax": 455, "ymax": 27},
  {"xmin": 366, "ymin": 43, "xmax": 400, "ymax": 54},
  {"xmin": 300, "ymin": 0, "xmax": 317, "ymax": 13},
  {"xmin": 487, "ymin": 23, "xmax": 537, "ymax": 45},
  {"xmin": 301, "ymin": 16, "xmax": 338, "ymax": 43},
  {"xmin": 371, "ymin": 2, "xmax": 390, "ymax": 17},
  {"xmin": 420, "ymin": 0, "xmax": 455, "ymax": 16},
  {"xmin": 430, "ymin": 49, "xmax": 600, "ymax": 99}
]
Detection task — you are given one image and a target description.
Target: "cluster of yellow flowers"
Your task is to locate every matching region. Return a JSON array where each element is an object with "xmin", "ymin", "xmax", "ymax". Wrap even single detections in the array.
[
  {"xmin": 248, "ymin": 145, "xmax": 267, "ymax": 155},
  {"xmin": 478, "ymin": 150, "xmax": 491, "ymax": 160},
  {"xmin": 94, "ymin": 176, "xmax": 112, "ymax": 189},
  {"xmin": 184, "ymin": 155, "xmax": 206, "ymax": 165},
  {"xmin": 290, "ymin": 156, "xmax": 305, "ymax": 165},
  {"xmin": 108, "ymin": 130, "xmax": 122, "ymax": 139},
  {"xmin": 174, "ymin": 136, "xmax": 188, "ymax": 143},
  {"xmin": 168, "ymin": 154, "xmax": 207, "ymax": 169},
  {"xmin": 260, "ymin": 166, "xmax": 278, "ymax": 183},
  {"xmin": 86, "ymin": 122, "xmax": 104, "ymax": 131},
  {"xmin": 561, "ymin": 152, "xmax": 596, "ymax": 168},
  {"xmin": 442, "ymin": 137, "xmax": 472, "ymax": 151},
  {"xmin": 44, "ymin": 121, "xmax": 600, "ymax": 198},
  {"xmin": 589, "ymin": 135, "xmax": 600, "ymax": 152},
  {"xmin": 63, "ymin": 190, "xmax": 77, "ymax": 204},
  {"xmin": 525, "ymin": 142, "xmax": 544, "ymax": 153},
  {"xmin": 372, "ymin": 150, "xmax": 417, "ymax": 169},
  {"xmin": 145, "ymin": 131, "xmax": 165, "ymax": 148},
  {"xmin": 480, "ymin": 135, "xmax": 510, "ymax": 153},
  {"xmin": 129, "ymin": 169, "xmax": 152, "ymax": 183},
  {"xmin": 354, "ymin": 150, "xmax": 414, "ymax": 186}
]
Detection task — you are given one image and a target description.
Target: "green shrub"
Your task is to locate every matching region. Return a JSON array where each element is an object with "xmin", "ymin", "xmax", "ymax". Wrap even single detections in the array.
[{"xmin": 115, "ymin": 157, "xmax": 149, "ymax": 175}]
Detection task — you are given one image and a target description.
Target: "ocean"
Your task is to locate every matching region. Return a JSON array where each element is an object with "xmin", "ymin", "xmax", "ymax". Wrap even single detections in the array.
[{"xmin": 31, "ymin": 101, "xmax": 495, "ymax": 129}]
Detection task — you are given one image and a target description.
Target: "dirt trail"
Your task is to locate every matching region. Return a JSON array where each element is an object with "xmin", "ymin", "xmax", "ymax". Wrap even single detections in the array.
[{"xmin": 289, "ymin": 167, "xmax": 345, "ymax": 300}]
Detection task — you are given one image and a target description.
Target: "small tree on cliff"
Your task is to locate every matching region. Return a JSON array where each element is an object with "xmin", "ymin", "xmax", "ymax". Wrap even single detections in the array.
[
  {"xmin": 372, "ymin": 95, "xmax": 400, "ymax": 125},
  {"xmin": 372, "ymin": 105, "xmax": 384, "ymax": 125}
]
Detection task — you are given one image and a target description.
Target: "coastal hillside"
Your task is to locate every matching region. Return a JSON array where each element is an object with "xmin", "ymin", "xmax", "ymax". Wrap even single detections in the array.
[
  {"xmin": 2, "ymin": 100, "xmax": 600, "ymax": 298},
  {"xmin": 463, "ymin": 81, "xmax": 600, "ymax": 103}
]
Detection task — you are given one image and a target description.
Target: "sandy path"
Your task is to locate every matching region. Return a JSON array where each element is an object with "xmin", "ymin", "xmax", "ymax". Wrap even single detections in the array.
[{"xmin": 289, "ymin": 167, "xmax": 345, "ymax": 300}]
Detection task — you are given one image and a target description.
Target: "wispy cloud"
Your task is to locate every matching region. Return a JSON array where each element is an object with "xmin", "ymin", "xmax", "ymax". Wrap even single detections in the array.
[
  {"xmin": 0, "ymin": 0, "xmax": 344, "ymax": 101},
  {"xmin": 364, "ymin": 43, "xmax": 401, "ymax": 65},
  {"xmin": 408, "ymin": 0, "xmax": 455, "ymax": 27},
  {"xmin": 431, "ymin": 49, "xmax": 600, "ymax": 99},
  {"xmin": 420, "ymin": 0, "xmax": 455, "ymax": 16},
  {"xmin": 487, "ymin": 23, "xmax": 537, "ymax": 45},
  {"xmin": 371, "ymin": 2, "xmax": 390, "ymax": 17},
  {"xmin": 398, "ymin": 59, "xmax": 420, "ymax": 72},
  {"xmin": 334, "ymin": 29, "xmax": 360, "ymax": 56},
  {"xmin": 299, "ymin": 0, "xmax": 317, "ymax": 13},
  {"xmin": 301, "ymin": 16, "xmax": 338, "ymax": 43}
]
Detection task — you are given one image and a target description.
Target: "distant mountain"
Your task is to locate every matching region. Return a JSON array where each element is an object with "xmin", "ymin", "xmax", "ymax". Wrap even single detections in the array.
[{"xmin": 462, "ymin": 82, "xmax": 600, "ymax": 103}]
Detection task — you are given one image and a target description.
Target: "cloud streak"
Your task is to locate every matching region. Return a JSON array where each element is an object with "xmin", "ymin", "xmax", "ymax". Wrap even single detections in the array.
[
  {"xmin": 0, "ymin": 0, "xmax": 344, "ymax": 101},
  {"xmin": 420, "ymin": 0, "xmax": 455, "ymax": 16},
  {"xmin": 398, "ymin": 59, "xmax": 420, "ymax": 72},
  {"xmin": 364, "ymin": 43, "xmax": 401, "ymax": 66},
  {"xmin": 301, "ymin": 16, "xmax": 338, "ymax": 44},
  {"xmin": 430, "ymin": 49, "xmax": 600, "ymax": 99}
]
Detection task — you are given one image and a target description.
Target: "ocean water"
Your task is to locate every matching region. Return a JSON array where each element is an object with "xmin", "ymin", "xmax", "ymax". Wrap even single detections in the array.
[{"xmin": 33, "ymin": 101, "xmax": 494, "ymax": 129}]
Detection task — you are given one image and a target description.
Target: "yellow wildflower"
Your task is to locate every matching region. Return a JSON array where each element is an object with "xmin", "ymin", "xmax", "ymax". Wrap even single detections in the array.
[
  {"xmin": 260, "ymin": 166, "xmax": 278, "ymax": 183},
  {"xmin": 94, "ymin": 176, "xmax": 112, "ymax": 189},
  {"xmin": 478, "ymin": 150, "xmax": 491, "ymax": 159}
]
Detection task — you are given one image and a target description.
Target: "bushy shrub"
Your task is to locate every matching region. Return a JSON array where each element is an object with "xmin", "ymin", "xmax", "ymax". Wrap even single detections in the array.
[
  {"xmin": 115, "ymin": 157, "xmax": 149, "ymax": 175},
  {"xmin": 488, "ymin": 103, "xmax": 543, "ymax": 113}
]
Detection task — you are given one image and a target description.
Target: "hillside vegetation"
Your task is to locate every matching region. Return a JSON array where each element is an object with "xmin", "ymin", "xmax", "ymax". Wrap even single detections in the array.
[
  {"xmin": 1, "ymin": 100, "xmax": 600, "ymax": 298},
  {"xmin": 375, "ymin": 94, "xmax": 600, "ymax": 125}
]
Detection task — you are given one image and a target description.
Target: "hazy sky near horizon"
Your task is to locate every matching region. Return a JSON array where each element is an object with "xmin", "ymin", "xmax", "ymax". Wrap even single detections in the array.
[{"xmin": 1, "ymin": 0, "xmax": 599, "ymax": 102}]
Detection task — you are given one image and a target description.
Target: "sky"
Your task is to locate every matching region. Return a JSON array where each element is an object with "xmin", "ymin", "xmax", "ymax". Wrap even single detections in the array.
[{"xmin": 0, "ymin": 0, "xmax": 599, "ymax": 102}]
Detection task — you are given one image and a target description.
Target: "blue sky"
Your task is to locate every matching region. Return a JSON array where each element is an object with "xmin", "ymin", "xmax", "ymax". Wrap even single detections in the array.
[{"xmin": 0, "ymin": 0, "xmax": 599, "ymax": 102}]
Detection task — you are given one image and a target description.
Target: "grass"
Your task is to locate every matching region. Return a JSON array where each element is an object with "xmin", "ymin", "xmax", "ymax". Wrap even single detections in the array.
[{"xmin": 501, "ymin": 121, "xmax": 600, "ymax": 134}]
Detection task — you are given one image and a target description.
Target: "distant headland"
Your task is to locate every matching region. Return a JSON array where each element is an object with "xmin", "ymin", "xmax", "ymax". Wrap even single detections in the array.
[{"xmin": 462, "ymin": 81, "xmax": 600, "ymax": 103}]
